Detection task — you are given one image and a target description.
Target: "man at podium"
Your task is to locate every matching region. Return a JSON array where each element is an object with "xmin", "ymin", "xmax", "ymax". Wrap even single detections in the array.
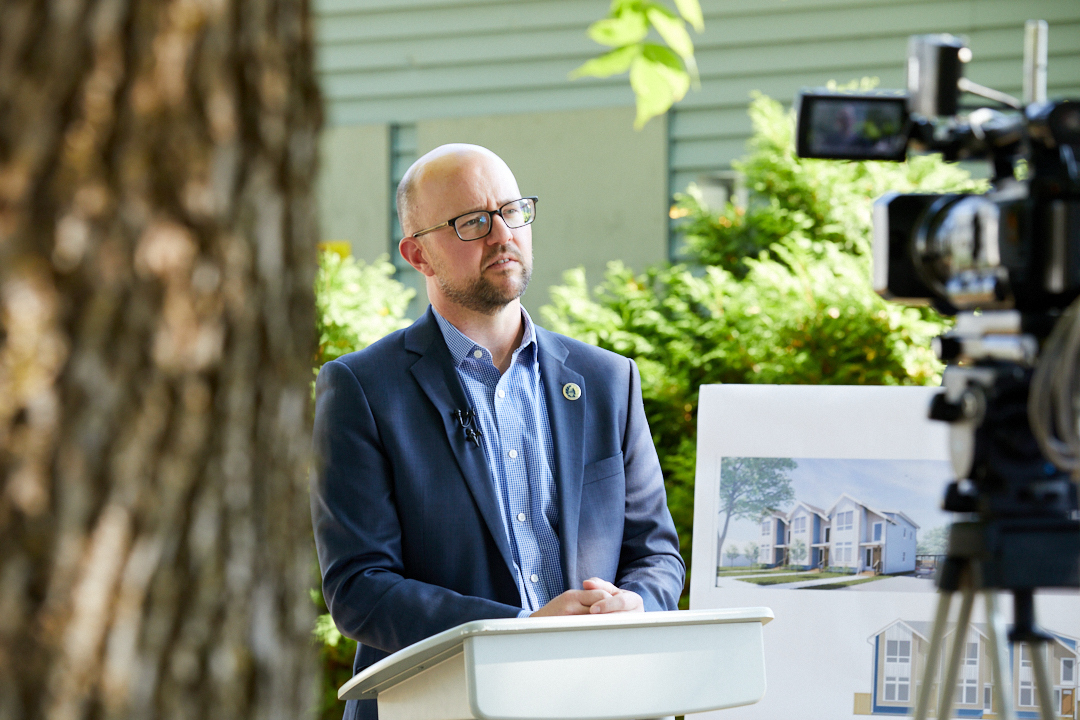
[{"xmin": 311, "ymin": 144, "xmax": 685, "ymax": 720}]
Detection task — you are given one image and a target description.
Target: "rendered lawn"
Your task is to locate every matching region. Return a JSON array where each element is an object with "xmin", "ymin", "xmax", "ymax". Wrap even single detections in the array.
[
  {"xmin": 737, "ymin": 571, "xmax": 850, "ymax": 586},
  {"xmin": 799, "ymin": 575, "xmax": 893, "ymax": 589}
]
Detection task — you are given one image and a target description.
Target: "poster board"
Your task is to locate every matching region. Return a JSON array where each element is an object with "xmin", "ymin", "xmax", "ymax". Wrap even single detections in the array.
[{"xmin": 688, "ymin": 384, "xmax": 1079, "ymax": 720}]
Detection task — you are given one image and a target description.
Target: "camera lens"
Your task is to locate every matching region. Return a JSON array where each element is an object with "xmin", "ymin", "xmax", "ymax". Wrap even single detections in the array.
[{"xmin": 913, "ymin": 195, "xmax": 1010, "ymax": 308}]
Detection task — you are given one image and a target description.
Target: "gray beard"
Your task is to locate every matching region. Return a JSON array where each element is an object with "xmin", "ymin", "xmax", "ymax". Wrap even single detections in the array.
[{"xmin": 437, "ymin": 263, "xmax": 532, "ymax": 316}]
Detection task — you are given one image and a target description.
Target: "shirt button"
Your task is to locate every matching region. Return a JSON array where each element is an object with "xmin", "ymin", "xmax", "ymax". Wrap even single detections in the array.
[
  {"xmin": 497, "ymin": 389, "xmax": 505, "ymax": 398},
  {"xmin": 508, "ymin": 449, "xmax": 518, "ymax": 459},
  {"xmin": 530, "ymin": 574, "xmax": 539, "ymax": 583},
  {"xmin": 473, "ymin": 349, "xmax": 483, "ymax": 359},
  {"xmin": 517, "ymin": 512, "xmax": 526, "ymax": 522}
]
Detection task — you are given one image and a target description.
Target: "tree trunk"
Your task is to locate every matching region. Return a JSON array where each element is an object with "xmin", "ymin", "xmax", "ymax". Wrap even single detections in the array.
[{"xmin": 0, "ymin": 0, "xmax": 322, "ymax": 718}]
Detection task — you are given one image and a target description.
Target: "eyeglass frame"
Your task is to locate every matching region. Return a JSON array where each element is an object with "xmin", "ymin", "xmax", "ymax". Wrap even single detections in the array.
[{"xmin": 410, "ymin": 196, "xmax": 539, "ymax": 241}]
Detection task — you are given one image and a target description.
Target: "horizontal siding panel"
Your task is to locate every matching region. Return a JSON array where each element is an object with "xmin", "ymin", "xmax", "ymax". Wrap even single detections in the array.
[
  {"xmin": 671, "ymin": 138, "xmax": 753, "ymax": 171},
  {"xmin": 321, "ymin": 56, "xmax": 595, "ymax": 100},
  {"xmin": 317, "ymin": 26, "xmax": 594, "ymax": 74},
  {"xmin": 672, "ymin": 170, "xmax": 719, "ymax": 196},
  {"xmin": 316, "ymin": 0, "xmax": 598, "ymax": 44},
  {"xmin": 671, "ymin": 107, "xmax": 755, "ymax": 141},
  {"xmin": 691, "ymin": 23, "xmax": 1080, "ymax": 74},
  {"xmin": 326, "ymin": 82, "xmax": 636, "ymax": 126}
]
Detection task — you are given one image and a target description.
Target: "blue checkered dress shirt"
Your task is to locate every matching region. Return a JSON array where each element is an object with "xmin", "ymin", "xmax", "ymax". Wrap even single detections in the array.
[{"xmin": 432, "ymin": 306, "xmax": 564, "ymax": 617}]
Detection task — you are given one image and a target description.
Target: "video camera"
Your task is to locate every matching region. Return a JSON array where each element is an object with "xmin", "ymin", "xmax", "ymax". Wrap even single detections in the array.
[
  {"xmin": 794, "ymin": 29, "xmax": 1079, "ymax": 720},
  {"xmin": 797, "ymin": 34, "xmax": 1080, "ymax": 318}
]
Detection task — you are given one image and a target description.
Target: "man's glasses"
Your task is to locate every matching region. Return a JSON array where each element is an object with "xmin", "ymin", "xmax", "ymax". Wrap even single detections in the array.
[{"xmin": 412, "ymin": 197, "xmax": 538, "ymax": 241}]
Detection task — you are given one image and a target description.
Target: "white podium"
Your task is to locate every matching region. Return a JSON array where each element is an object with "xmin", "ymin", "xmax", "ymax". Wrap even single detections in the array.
[{"xmin": 338, "ymin": 607, "xmax": 773, "ymax": 720}]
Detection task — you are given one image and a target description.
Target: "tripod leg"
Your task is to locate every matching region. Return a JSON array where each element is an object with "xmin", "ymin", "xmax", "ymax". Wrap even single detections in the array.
[
  {"xmin": 984, "ymin": 591, "xmax": 1016, "ymax": 720},
  {"xmin": 938, "ymin": 581, "xmax": 976, "ymax": 720},
  {"xmin": 1030, "ymin": 642, "xmax": 1056, "ymax": 720},
  {"xmin": 915, "ymin": 589, "xmax": 955, "ymax": 720}
]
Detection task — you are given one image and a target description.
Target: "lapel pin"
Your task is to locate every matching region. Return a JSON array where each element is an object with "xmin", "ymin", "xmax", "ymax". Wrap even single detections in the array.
[{"xmin": 562, "ymin": 383, "xmax": 581, "ymax": 401}]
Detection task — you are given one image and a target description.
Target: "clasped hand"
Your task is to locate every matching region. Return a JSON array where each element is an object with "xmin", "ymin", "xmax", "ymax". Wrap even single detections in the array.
[{"xmin": 529, "ymin": 578, "xmax": 643, "ymax": 617}]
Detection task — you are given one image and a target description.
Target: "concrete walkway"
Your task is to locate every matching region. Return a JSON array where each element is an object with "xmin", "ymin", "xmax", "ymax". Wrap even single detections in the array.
[{"xmin": 847, "ymin": 576, "xmax": 936, "ymax": 593}]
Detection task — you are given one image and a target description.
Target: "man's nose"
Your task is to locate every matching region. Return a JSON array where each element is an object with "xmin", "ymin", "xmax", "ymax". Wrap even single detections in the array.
[{"xmin": 485, "ymin": 213, "xmax": 514, "ymax": 245}]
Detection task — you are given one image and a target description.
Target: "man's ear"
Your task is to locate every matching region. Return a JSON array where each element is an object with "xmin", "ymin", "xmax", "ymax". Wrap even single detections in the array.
[{"xmin": 399, "ymin": 236, "xmax": 436, "ymax": 277}]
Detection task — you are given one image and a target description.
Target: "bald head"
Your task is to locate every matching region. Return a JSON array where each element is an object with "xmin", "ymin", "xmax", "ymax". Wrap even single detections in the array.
[{"xmin": 396, "ymin": 144, "xmax": 517, "ymax": 237}]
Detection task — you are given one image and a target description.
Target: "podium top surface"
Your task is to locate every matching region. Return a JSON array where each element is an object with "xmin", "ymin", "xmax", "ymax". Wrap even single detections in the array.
[{"xmin": 340, "ymin": 607, "xmax": 773, "ymax": 701}]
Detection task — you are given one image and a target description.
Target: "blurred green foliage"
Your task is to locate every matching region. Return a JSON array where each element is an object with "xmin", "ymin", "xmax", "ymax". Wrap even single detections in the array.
[
  {"xmin": 540, "ymin": 92, "xmax": 985, "ymax": 575},
  {"xmin": 315, "ymin": 251, "xmax": 415, "ymax": 366},
  {"xmin": 312, "ymin": 251, "xmax": 413, "ymax": 720}
]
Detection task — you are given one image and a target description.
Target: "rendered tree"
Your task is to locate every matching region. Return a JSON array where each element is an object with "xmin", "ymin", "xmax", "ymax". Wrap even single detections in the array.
[
  {"xmin": 716, "ymin": 457, "xmax": 796, "ymax": 568},
  {"xmin": 723, "ymin": 544, "xmax": 741, "ymax": 567},
  {"xmin": 0, "ymin": 1, "xmax": 321, "ymax": 718},
  {"xmin": 917, "ymin": 525, "xmax": 949, "ymax": 556},
  {"xmin": 743, "ymin": 541, "xmax": 759, "ymax": 566},
  {"xmin": 790, "ymin": 538, "xmax": 808, "ymax": 567}
]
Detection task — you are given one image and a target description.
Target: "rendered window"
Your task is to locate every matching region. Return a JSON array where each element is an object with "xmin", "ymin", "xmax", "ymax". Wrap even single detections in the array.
[
  {"xmin": 956, "ymin": 642, "xmax": 979, "ymax": 705},
  {"xmin": 884, "ymin": 638, "xmax": 912, "ymax": 702},
  {"xmin": 874, "ymin": 523, "xmax": 883, "ymax": 541},
  {"xmin": 1020, "ymin": 644, "xmax": 1035, "ymax": 707},
  {"xmin": 761, "ymin": 520, "xmax": 770, "ymax": 536},
  {"xmin": 1064, "ymin": 657, "xmax": 1075, "ymax": 685},
  {"xmin": 984, "ymin": 685, "xmax": 992, "ymax": 711},
  {"xmin": 836, "ymin": 511, "xmax": 853, "ymax": 531}
]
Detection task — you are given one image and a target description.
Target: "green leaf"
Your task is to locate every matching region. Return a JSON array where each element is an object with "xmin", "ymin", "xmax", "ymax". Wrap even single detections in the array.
[
  {"xmin": 645, "ymin": 7, "xmax": 695, "ymax": 61},
  {"xmin": 629, "ymin": 49, "xmax": 690, "ymax": 129},
  {"xmin": 641, "ymin": 42, "xmax": 687, "ymax": 75},
  {"xmin": 313, "ymin": 613, "xmax": 343, "ymax": 648},
  {"xmin": 587, "ymin": 11, "xmax": 648, "ymax": 47},
  {"xmin": 569, "ymin": 44, "xmax": 642, "ymax": 79},
  {"xmin": 673, "ymin": 0, "xmax": 705, "ymax": 32}
]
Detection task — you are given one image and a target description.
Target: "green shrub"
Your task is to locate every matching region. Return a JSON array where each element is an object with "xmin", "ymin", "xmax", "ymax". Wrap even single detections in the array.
[
  {"xmin": 315, "ymin": 250, "xmax": 415, "ymax": 366},
  {"xmin": 541, "ymin": 91, "xmax": 983, "ymax": 576}
]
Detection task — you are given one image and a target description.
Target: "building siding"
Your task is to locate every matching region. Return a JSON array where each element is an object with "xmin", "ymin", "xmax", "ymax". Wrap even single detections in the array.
[{"xmin": 313, "ymin": 0, "xmax": 1080, "ymax": 301}]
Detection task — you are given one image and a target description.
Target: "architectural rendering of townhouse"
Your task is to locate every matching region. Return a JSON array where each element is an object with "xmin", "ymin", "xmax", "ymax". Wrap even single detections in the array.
[
  {"xmin": 757, "ymin": 494, "xmax": 919, "ymax": 574},
  {"xmin": 855, "ymin": 619, "xmax": 1079, "ymax": 719}
]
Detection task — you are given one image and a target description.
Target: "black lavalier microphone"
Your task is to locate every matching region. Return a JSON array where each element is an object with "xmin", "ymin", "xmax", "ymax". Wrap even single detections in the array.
[{"xmin": 452, "ymin": 408, "xmax": 483, "ymax": 447}]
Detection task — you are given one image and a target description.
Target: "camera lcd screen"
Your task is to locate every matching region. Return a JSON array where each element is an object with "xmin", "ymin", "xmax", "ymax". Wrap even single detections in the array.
[{"xmin": 797, "ymin": 92, "xmax": 910, "ymax": 161}]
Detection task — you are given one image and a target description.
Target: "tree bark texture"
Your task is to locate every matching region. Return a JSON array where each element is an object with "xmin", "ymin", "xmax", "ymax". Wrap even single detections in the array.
[{"xmin": 0, "ymin": 1, "xmax": 322, "ymax": 718}]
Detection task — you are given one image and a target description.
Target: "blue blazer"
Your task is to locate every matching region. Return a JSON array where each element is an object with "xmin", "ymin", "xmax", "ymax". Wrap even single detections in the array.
[{"xmin": 311, "ymin": 308, "xmax": 685, "ymax": 720}]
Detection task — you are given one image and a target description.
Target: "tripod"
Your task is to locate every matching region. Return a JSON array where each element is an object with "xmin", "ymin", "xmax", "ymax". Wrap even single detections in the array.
[
  {"xmin": 911, "ymin": 528, "xmax": 1058, "ymax": 720},
  {"xmin": 912, "ymin": 356, "xmax": 1080, "ymax": 720}
]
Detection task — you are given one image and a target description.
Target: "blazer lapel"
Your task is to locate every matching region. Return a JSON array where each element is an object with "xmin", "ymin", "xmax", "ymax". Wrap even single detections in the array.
[
  {"xmin": 405, "ymin": 310, "xmax": 516, "ymax": 580},
  {"xmin": 536, "ymin": 328, "xmax": 585, "ymax": 591}
]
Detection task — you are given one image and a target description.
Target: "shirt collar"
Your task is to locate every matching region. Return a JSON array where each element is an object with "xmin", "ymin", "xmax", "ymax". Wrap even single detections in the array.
[{"xmin": 431, "ymin": 305, "xmax": 537, "ymax": 368}]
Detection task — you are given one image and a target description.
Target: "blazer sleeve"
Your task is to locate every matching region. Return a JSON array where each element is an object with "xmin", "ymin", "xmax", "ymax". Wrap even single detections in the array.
[
  {"xmin": 614, "ymin": 357, "xmax": 687, "ymax": 611},
  {"xmin": 310, "ymin": 359, "xmax": 522, "ymax": 654}
]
